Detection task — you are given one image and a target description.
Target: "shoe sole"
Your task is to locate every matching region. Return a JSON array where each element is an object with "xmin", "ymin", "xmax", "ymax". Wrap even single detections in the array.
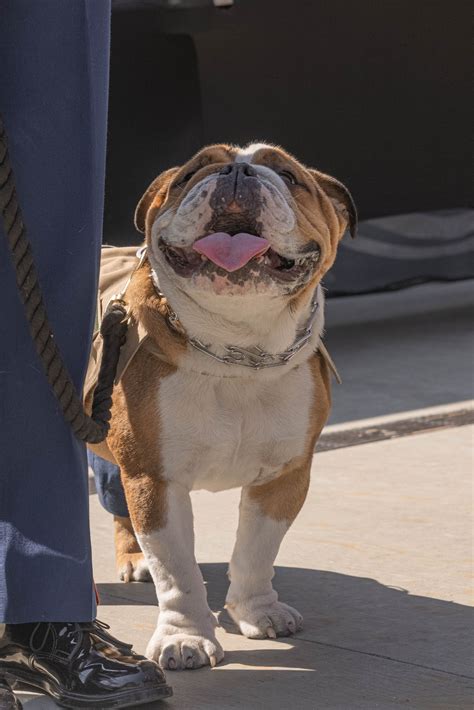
[{"xmin": 5, "ymin": 668, "xmax": 172, "ymax": 709}]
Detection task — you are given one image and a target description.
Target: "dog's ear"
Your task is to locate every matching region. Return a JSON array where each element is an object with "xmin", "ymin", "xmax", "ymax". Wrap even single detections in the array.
[
  {"xmin": 309, "ymin": 169, "xmax": 358, "ymax": 239},
  {"xmin": 134, "ymin": 167, "xmax": 180, "ymax": 234}
]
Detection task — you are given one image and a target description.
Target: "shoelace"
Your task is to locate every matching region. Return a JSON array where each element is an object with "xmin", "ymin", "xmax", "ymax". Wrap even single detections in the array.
[
  {"xmin": 28, "ymin": 619, "xmax": 133, "ymax": 668},
  {"xmin": 81, "ymin": 619, "xmax": 133, "ymax": 652},
  {"xmin": 29, "ymin": 622, "xmax": 85, "ymax": 669}
]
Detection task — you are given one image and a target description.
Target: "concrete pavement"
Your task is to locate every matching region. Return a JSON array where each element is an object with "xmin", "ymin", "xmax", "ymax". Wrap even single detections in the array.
[
  {"xmin": 326, "ymin": 301, "xmax": 474, "ymax": 424},
  {"xmin": 17, "ymin": 421, "xmax": 473, "ymax": 709},
  {"xmin": 16, "ymin": 294, "xmax": 474, "ymax": 709}
]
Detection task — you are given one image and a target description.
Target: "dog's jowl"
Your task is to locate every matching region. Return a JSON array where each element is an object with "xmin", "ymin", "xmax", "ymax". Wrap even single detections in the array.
[{"xmin": 87, "ymin": 142, "xmax": 356, "ymax": 670}]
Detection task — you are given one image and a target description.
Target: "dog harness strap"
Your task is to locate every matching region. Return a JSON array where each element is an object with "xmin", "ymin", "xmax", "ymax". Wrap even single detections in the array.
[{"xmin": 318, "ymin": 341, "xmax": 342, "ymax": 384}]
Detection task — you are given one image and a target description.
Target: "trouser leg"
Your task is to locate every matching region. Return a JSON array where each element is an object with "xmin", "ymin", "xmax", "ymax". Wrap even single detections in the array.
[{"xmin": 0, "ymin": 0, "xmax": 111, "ymax": 623}]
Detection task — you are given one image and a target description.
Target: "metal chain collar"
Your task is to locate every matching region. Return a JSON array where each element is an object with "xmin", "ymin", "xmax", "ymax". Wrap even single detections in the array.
[
  {"xmin": 187, "ymin": 295, "xmax": 320, "ymax": 369},
  {"xmin": 128, "ymin": 247, "xmax": 321, "ymax": 371}
]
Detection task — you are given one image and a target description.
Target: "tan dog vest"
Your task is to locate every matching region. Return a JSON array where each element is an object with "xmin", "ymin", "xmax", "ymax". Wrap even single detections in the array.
[
  {"xmin": 84, "ymin": 245, "xmax": 341, "ymax": 425},
  {"xmin": 84, "ymin": 246, "xmax": 149, "ymax": 408}
]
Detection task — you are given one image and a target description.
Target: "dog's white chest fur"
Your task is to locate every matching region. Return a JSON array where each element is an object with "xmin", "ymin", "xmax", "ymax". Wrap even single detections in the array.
[{"xmin": 157, "ymin": 362, "xmax": 313, "ymax": 491}]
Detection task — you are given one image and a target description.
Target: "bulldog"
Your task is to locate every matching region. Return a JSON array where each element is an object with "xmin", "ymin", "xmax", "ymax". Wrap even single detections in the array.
[{"xmin": 89, "ymin": 142, "xmax": 356, "ymax": 671}]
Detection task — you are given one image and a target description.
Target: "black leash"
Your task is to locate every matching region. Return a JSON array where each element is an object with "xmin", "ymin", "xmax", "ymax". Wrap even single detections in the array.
[{"xmin": 0, "ymin": 113, "xmax": 127, "ymax": 444}]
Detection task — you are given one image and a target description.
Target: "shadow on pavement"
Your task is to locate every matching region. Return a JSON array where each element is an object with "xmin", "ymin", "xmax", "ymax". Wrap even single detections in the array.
[
  {"xmin": 327, "ymin": 305, "xmax": 474, "ymax": 424},
  {"xmin": 18, "ymin": 564, "xmax": 473, "ymax": 708},
  {"xmin": 97, "ymin": 562, "xmax": 474, "ymax": 678}
]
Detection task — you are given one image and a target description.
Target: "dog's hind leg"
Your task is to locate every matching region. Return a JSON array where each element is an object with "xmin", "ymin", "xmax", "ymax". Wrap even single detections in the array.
[
  {"xmin": 225, "ymin": 458, "xmax": 310, "ymax": 639},
  {"xmin": 114, "ymin": 515, "xmax": 152, "ymax": 583}
]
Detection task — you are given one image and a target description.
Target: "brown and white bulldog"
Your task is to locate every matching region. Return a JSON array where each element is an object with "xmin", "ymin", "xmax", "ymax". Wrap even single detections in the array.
[{"xmin": 91, "ymin": 142, "xmax": 356, "ymax": 671}]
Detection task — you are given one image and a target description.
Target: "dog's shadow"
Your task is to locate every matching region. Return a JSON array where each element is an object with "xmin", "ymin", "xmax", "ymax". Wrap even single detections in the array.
[
  {"xmin": 97, "ymin": 562, "xmax": 473, "ymax": 669},
  {"xmin": 19, "ymin": 565, "xmax": 473, "ymax": 708}
]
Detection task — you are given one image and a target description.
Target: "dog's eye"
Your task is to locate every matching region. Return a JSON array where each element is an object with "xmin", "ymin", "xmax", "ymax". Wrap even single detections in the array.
[
  {"xmin": 175, "ymin": 169, "xmax": 198, "ymax": 186},
  {"xmin": 279, "ymin": 169, "xmax": 297, "ymax": 186}
]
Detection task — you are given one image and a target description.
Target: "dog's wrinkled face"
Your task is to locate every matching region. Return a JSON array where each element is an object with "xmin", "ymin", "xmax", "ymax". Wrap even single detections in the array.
[{"xmin": 136, "ymin": 143, "xmax": 356, "ymax": 300}]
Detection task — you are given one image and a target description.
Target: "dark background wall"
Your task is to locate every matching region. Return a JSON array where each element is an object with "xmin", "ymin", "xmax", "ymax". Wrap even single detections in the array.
[{"xmin": 104, "ymin": 1, "xmax": 472, "ymax": 293}]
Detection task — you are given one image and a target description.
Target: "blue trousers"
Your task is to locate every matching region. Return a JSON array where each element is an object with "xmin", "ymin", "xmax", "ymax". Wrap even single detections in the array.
[{"xmin": 0, "ymin": 0, "xmax": 111, "ymax": 623}]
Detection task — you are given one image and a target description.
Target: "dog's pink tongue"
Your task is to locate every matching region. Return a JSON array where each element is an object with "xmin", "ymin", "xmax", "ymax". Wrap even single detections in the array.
[{"xmin": 193, "ymin": 232, "xmax": 270, "ymax": 272}]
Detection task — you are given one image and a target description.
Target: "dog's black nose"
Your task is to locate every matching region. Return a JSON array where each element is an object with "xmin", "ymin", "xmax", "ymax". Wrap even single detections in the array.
[
  {"xmin": 219, "ymin": 162, "xmax": 257, "ymax": 178},
  {"xmin": 211, "ymin": 161, "xmax": 261, "ymax": 216}
]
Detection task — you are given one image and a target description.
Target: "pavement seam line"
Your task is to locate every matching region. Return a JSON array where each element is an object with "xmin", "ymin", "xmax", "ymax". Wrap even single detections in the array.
[
  {"xmin": 98, "ymin": 591, "xmax": 156, "ymax": 605},
  {"xmin": 318, "ymin": 408, "xmax": 474, "ymax": 452},
  {"xmin": 220, "ymin": 622, "xmax": 474, "ymax": 680},
  {"xmin": 294, "ymin": 637, "xmax": 474, "ymax": 681},
  {"xmin": 217, "ymin": 618, "xmax": 474, "ymax": 680},
  {"xmin": 94, "ymin": 606, "xmax": 474, "ymax": 682}
]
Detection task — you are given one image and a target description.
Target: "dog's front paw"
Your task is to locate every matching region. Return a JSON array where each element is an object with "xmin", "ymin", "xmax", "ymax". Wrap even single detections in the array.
[
  {"xmin": 226, "ymin": 596, "xmax": 303, "ymax": 639},
  {"xmin": 117, "ymin": 553, "xmax": 151, "ymax": 583},
  {"xmin": 146, "ymin": 627, "xmax": 224, "ymax": 670}
]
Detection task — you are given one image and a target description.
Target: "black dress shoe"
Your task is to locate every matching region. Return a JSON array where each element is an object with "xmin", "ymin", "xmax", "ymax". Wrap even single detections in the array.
[
  {"xmin": 0, "ymin": 620, "xmax": 172, "ymax": 709},
  {"xmin": 0, "ymin": 678, "xmax": 22, "ymax": 710}
]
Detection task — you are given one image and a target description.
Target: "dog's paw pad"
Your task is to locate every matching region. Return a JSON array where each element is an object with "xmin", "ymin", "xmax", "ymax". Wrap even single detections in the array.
[
  {"xmin": 228, "ymin": 600, "xmax": 303, "ymax": 639},
  {"xmin": 117, "ymin": 553, "xmax": 151, "ymax": 583},
  {"xmin": 146, "ymin": 632, "xmax": 224, "ymax": 670}
]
